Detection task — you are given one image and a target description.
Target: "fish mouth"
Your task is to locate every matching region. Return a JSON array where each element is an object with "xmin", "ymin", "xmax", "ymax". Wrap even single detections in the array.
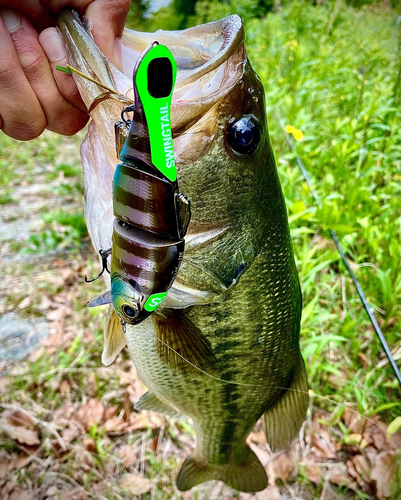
[
  {"xmin": 57, "ymin": 9, "xmax": 246, "ymax": 113},
  {"xmin": 121, "ymin": 16, "xmax": 245, "ymax": 101}
]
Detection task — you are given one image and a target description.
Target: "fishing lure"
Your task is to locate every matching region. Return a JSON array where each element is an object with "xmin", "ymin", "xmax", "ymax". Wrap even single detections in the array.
[{"xmin": 87, "ymin": 42, "xmax": 191, "ymax": 326}]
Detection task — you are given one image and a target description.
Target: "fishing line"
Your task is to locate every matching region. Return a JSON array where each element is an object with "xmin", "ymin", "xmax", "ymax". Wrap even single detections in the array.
[
  {"xmin": 152, "ymin": 331, "xmax": 389, "ymax": 428},
  {"xmin": 274, "ymin": 109, "xmax": 401, "ymax": 388}
]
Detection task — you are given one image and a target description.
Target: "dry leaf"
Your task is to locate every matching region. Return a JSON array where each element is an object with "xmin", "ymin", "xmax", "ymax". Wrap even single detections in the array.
[
  {"xmin": 0, "ymin": 451, "xmax": 10, "ymax": 479},
  {"xmin": 1, "ymin": 423, "xmax": 40, "ymax": 445},
  {"xmin": 271, "ymin": 451, "xmax": 296, "ymax": 482},
  {"xmin": 58, "ymin": 379, "xmax": 71, "ymax": 394},
  {"xmin": 120, "ymin": 445, "xmax": 137, "ymax": 467},
  {"xmin": 371, "ymin": 450, "xmax": 401, "ymax": 499},
  {"xmin": 329, "ymin": 463, "xmax": 357, "ymax": 490},
  {"xmin": 121, "ymin": 474, "xmax": 152, "ymax": 495},
  {"xmin": 18, "ymin": 297, "xmax": 31, "ymax": 309},
  {"xmin": 343, "ymin": 408, "xmax": 365, "ymax": 434},
  {"xmin": 61, "ymin": 421, "xmax": 82, "ymax": 444},
  {"xmin": 6, "ymin": 409, "xmax": 34, "ymax": 428},
  {"xmin": 310, "ymin": 430, "xmax": 337, "ymax": 460},
  {"xmin": 75, "ymin": 398, "xmax": 105, "ymax": 431},
  {"xmin": 129, "ymin": 411, "xmax": 163, "ymax": 431},
  {"xmin": 306, "ymin": 462, "xmax": 322, "ymax": 483},
  {"xmin": 11, "ymin": 452, "xmax": 31, "ymax": 470},
  {"xmin": 8, "ymin": 487, "xmax": 30, "ymax": 500},
  {"xmin": 53, "ymin": 403, "xmax": 77, "ymax": 427},
  {"xmin": 352, "ymin": 454, "xmax": 371, "ymax": 483}
]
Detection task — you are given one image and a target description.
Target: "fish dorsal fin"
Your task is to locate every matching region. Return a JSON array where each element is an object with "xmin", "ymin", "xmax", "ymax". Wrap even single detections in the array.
[
  {"xmin": 152, "ymin": 309, "xmax": 217, "ymax": 375},
  {"xmin": 262, "ymin": 357, "xmax": 309, "ymax": 452},
  {"xmin": 101, "ymin": 305, "xmax": 127, "ymax": 366}
]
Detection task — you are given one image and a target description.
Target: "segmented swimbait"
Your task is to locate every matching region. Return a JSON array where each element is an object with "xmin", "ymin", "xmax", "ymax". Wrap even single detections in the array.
[{"xmin": 87, "ymin": 43, "xmax": 190, "ymax": 325}]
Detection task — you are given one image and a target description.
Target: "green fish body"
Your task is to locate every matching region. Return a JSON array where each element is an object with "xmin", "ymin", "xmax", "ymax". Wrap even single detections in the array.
[{"xmin": 57, "ymin": 9, "xmax": 308, "ymax": 492}]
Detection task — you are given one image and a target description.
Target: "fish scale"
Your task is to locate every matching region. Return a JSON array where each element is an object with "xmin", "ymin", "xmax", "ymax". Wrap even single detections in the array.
[{"xmin": 57, "ymin": 8, "xmax": 309, "ymax": 493}]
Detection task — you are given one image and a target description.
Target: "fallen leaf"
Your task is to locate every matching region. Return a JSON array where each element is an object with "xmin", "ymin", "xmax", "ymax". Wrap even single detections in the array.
[
  {"xmin": 8, "ymin": 487, "xmax": 30, "ymax": 500},
  {"xmin": 310, "ymin": 430, "xmax": 337, "ymax": 460},
  {"xmin": 52, "ymin": 403, "xmax": 77, "ymax": 427},
  {"xmin": 306, "ymin": 462, "xmax": 322, "ymax": 483},
  {"xmin": 18, "ymin": 297, "xmax": 31, "ymax": 309},
  {"xmin": 129, "ymin": 411, "xmax": 163, "ymax": 431},
  {"xmin": 11, "ymin": 452, "xmax": 31, "ymax": 470},
  {"xmin": 121, "ymin": 474, "xmax": 152, "ymax": 495},
  {"xmin": 103, "ymin": 417, "xmax": 128, "ymax": 433},
  {"xmin": 58, "ymin": 379, "xmax": 71, "ymax": 394},
  {"xmin": 371, "ymin": 450, "xmax": 401, "ymax": 499},
  {"xmin": 271, "ymin": 451, "xmax": 296, "ymax": 482},
  {"xmin": 252, "ymin": 486, "xmax": 281, "ymax": 500},
  {"xmin": 61, "ymin": 421, "xmax": 82, "ymax": 444},
  {"xmin": 6, "ymin": 409, "xmax": 34, "ymax": 428},
  {"xmin": 0, "ymin": 451, "xmax": 10, "ymax": 479},
  {"xmin": 75, "ymin": 399, "xmax": 105, "ymax": 431},
  {"xmin": 343, "ymin": 407, "xmax": 365, "ymax": 434},
  {"xmin": 329, "ymin": 463, "xmax": 358, "ymax": 490},
  {"xmin": 1, "ymin": 422, "xmax": 40, "ymax": 446},
  {"xmin": 120, "ymin": 445, "xmax": 137, "ymax": 467},
  {"xmin": 352, "ymin": 454, "xmax": 371, "ymax": 484}
]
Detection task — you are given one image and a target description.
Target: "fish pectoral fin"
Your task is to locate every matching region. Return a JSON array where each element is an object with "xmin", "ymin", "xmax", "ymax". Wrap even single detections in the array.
[
  {"xmin": 101, "ymin": 305, "xmax": 126, "ymax": 366},
  {"xmin": 262, "ymin": 357, "xmax": 309, "ymax": 452},
  {"xmin": 135, "ymin": 391, "xmax": 181, "ymax": 418},
  {"xmin": 87, "ymin": 291, "xmax": 112, "ymax": 307},
  {"xmin": 162, "ymin": 281, "xmax": 219, "ymax": 308},
  {"xmin": 152, "ymin": 309, "xmax": 217, "ymax": 375},
  {"xmin": 176, "ymin": 446, "xmax": 267, "ymax": 492}
]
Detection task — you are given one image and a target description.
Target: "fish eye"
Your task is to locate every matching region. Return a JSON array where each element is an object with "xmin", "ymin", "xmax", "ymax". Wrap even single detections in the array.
[
  {"xmin": 121, "ymin": 304, "xmax": 138, "ymax": 321},
  {"xmin": 227, "ymin": 115, "xmax": 261, "ymax": 155}
]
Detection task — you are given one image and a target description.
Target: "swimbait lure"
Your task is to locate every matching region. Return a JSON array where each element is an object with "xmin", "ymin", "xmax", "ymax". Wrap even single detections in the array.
[{"xmin": 87, "ymin": 43, "xmax": 190, "ymax": 326}]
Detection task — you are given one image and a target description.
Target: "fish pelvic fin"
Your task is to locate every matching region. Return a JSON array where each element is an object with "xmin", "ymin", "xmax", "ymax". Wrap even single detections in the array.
[
  {"xmin": 101, "ymin": 305, "xmax": 127, "ymax": 366},
  {"xmin": 262, "ymin": 356, "xmax": 309, "ymax": 452},
  {"xmin": 176, "ymin": 446, "xmax": 267, "ymax": 492},
  {"xmin": 134, "ymin": 391, "xmax": 181, "ymax": 418},
  {"xmin": 152, "ymin": 309, "xmax": 217, "ymax": 375}
]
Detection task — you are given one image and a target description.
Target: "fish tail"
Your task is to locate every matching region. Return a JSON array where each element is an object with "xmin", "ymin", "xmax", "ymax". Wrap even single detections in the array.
[{"xmin": 176, "ymin": 445, "xmax": 267, "ymax": 492}]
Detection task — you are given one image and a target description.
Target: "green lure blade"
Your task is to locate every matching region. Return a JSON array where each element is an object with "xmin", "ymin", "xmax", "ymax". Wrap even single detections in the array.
[{"xmin": 135, "ymin": 43, "xmax": 177, "ymax": 182}]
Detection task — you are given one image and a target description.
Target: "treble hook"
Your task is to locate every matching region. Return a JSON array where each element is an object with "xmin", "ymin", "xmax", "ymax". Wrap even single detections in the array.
[{"xmin": 85, "ymin": 248, "xmax": 112, "ymax": 283}]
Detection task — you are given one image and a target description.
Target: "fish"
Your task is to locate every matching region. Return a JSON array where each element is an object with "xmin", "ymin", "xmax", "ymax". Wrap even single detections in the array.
[{"xmin": 57, "ymin": 9, "xmax": 308, "ymax": 493}]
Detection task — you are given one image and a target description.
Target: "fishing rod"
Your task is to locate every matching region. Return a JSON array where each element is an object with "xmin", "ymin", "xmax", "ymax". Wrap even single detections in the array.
[{"xmin": 275, "ymin": 110, "xmax": 401, "ymax": 388}]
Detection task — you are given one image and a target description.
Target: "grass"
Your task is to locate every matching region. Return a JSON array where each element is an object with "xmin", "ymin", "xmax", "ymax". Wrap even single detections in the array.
[{"xmin": 1, "ymin": 1, "xmax": 401, "ymax": 499}]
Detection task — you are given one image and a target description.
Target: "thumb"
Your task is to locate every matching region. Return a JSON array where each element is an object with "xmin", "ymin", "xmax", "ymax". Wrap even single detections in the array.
[{"xmin": 85, "ymin": 0, "xmax": 130, "ymax": 70}]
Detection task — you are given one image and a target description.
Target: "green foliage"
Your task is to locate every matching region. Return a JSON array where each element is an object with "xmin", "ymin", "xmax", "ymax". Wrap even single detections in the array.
[{"xmin": 22, "ymin": 210, "xmax": 88, "ymax": 254}]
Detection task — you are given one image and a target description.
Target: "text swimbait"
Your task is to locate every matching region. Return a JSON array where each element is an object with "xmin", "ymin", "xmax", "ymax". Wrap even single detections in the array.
[{"xmin": 85, "ymin": 43, "xmax": 191, "ymax": 326}]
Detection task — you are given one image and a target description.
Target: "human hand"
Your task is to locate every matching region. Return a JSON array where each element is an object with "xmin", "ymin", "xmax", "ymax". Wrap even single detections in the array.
[{"xmin": 0, "ymin": 0, "xmax": 130, "ymax": 140}]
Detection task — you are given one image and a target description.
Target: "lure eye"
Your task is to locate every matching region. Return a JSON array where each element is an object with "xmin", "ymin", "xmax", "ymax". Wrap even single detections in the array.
[
  {"xmin": 121, "ymin": 304, "xmax": 138, "ymax": 321},
  {"xmin": 227, "ymin": 115, "xmax": 261, "ymax": 155}
]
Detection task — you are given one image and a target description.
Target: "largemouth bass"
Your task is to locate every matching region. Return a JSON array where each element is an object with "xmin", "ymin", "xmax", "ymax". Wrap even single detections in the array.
[{"xmin": 57, "ymin": 9, "xmax": 308, "ymax": 493}]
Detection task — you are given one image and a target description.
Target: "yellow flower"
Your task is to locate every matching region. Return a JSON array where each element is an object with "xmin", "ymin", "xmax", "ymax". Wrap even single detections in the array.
[
  {"xmin": 285, "ymin": 125, "xmax": 304, "ymax": 141},
  {"xmin": 293, "ymin": 129, "xmax": 304, "ymax": 142},
  {"xmin": 283, "ymin": 39, "xmax": 298, "ymax": 50}
]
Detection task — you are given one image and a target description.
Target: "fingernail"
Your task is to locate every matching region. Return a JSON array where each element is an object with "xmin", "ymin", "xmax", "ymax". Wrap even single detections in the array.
[
  {"xmin": 39, "ymin": 28, "xmax": 66, "ymax": 62},
  {"xmin": 114, "ymin": 38, "xmax": 123, "ymax": 71},
  {"xmin": 0, "ymin": 8, "xmax": 21, "ymax": 33}
]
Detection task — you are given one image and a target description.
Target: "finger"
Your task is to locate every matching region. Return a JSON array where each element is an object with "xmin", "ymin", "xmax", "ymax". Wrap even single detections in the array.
[
  {"xmin": 8, "ymin": 13, "xmax": 88, "ymax": 135},
  {"xmin": 86, "ymin": 0, "xmax": 130, "ymax": 69},
  {"xmin": 39, "ymin": 27, "xmax": 87, "ymax": 112},
  {"xmin": 0, "ymin": 1, "xmax": 54, "ymax": 31},
  {"xmin": 0, "ymin": 8, "xmax": 46, "ymax": 140},
  {"xmin": 49, "ymin": 0, "xmax": 130, "ymax": 68}
]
